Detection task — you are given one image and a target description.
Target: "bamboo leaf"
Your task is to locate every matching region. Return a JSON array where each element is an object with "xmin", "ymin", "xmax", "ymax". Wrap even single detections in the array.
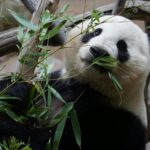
[
  {"xmin": 17, "ymin": 26, "xmax": 25, "ymax": 43},
  {"xmin": 9, "ymin": 10, "xmax": 38, "ymax": 31},
  {"xmin": 50, "ymin": 102, "xmax": 74, "ymax": 127},
  {"xmin": 6, "ymin": 109, "xmax": 21, "ymax": 123},
  {"xmin": 59, "ymin": 4, "xmax": 70, "ymax": 15},
  {"xmin": 0, "ymin": 96, "xmax": 22, "ymax": 102},
  {"xmin": 39, "ymin": 27, "xmax": 48, "ymax": 41},
  {"xmin": 47, "ymin": 85, "xmax": 52, "ymax": 107},
  {"xmin": 52, "ymin": 116, "xmax": 67, "ymax": 150},
  {"xmin": 70, "ymin": 109, "xmax": 81, "ymax": 148},
  {"xmin": 41, "ymin": 10, "xmax": 56, "ymax": 26},
  {"xmin": 44, "ymin": 138, "xmax": 51, "ymax": 150},
  {"xmin": 43, "ymin": 20, "xmax": 67, "ymax": 40},
  {"xmin": 50, "ymin": 87, "xmax": 66, "ymax": 104},
  {"xmin": 93, "ymin": 56, "xmax": 118, "ymax": 69},
  {"xmin": 108, "ymin": 72, "xmax": 122, "ymax": 93}
]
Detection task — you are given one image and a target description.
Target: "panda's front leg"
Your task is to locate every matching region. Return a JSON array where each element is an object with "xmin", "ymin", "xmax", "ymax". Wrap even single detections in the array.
[{"xmin": 0, "ymin": 78, "xmax": 51, "ymax": 149}]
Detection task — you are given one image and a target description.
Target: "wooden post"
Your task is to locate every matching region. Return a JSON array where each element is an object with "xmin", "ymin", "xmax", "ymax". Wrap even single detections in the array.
[
  {"xmin": 112, "ymin": 0, "xmax": 126, "ymax": 15},
  {"xmin": 21, "ymin": 0, "xmax": 39, "ymax": 13}
]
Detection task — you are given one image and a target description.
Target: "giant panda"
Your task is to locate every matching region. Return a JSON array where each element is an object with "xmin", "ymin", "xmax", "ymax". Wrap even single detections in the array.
[
  {"xmin": 0, "ymin": 15, "xmax": 149, "ymax": 150},
  {"xmin": 51, "ymin": 15, "xmax": 150, "ymax": 150}
]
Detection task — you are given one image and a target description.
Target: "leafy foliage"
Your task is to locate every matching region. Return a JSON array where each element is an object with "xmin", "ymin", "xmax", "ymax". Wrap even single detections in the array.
[
  {"xmin": 0, "ymin": 5, "xmax": 81, "ymax": 150},
  {"xmin": 92, "ymin": 56, "xmax": 118, "ymax": 69},
  {"xmin": 0, "ymin": 137, "xmax": 31, "ymax": 150}
]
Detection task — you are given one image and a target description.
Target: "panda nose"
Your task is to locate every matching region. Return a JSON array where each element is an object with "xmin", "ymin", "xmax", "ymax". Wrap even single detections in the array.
[{"xmin": 90, "ymin": 46, "xmax": 109, "ymax": 58}]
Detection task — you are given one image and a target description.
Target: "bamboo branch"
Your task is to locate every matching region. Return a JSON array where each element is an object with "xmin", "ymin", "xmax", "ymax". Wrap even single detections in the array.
[{"xmin": 16, "ymin": 0, "xmax": 60, "ymax": 80}]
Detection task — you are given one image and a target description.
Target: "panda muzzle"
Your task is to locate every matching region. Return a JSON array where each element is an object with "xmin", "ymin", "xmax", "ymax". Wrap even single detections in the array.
[{"xmin": 90, "ymin": 46, "xmax": 109, "ymax": 59}]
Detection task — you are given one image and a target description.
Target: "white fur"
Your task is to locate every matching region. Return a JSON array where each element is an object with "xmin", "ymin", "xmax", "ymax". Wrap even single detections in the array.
[{"xmin": 64, "ymin": 15, "xmax": 150, "ymax": 126}]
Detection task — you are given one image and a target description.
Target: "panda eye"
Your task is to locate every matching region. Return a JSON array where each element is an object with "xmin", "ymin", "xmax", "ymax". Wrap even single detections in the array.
[
  {"xmin": 117, "ymin": 40, "xmax": 127, "ymax": 52},
  {"xmin": 93, "ymin": 28, "xmax": 102, "ymax": 37},
  {"xmin": 117, "ymin": 40, "xmax": 129, "ymax": 63},
  {"xmin": 81, "ymin": 28, "xmax": 102, "ymax": 43}
]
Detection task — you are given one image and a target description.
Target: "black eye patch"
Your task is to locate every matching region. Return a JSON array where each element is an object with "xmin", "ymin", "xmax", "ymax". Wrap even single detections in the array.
[
  {"xmin": 117, "ymin": 40, "xmax": 129, "ymax": 63},
  {"xmin": 81, "ymin": 28, "xmax": 102, "ymax": 43}
]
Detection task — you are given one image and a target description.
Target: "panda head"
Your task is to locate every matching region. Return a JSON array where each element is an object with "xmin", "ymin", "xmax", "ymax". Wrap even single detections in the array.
[{"xmin": 64, "ymin": 15, "xmax": 150, "ymax": 97}]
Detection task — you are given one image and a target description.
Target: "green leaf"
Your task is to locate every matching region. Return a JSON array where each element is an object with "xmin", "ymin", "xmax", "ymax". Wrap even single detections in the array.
[
  {"xmin": 19, "ymin": 52, "xmax": 47, "ymax": 66},
  {"xmin": 59, "ymin": 4, "xmax": 70, "ymax": 15},
  {"xmin": 93, "ymin": 56, "xmax": 118, "ymax": 69},
  {"xmin": 70, "ymin": 109, "xmax": 81, "ymax": 148},
  {"xmin": 50, "ymin": 87, "xmax": 66, "ymax": 104},
  {"xmin": 21, "ymin": 145, "xmax": 32, "ymax": 150},
  {"xmin": 50, "ymin": 102, "xmax": 74, "ymax": 127},
  {"xmin": 17, "ymin": 26, "xmax": 25, "ymax": 43},
  {"xmin": 43, "ymin": 20, "xmax": 67, "ymax": 40},
  {"xmin": 39, "ymin": 27, "xmax": 48, "ymax": 41},
  {"xmin": 27, "ymin": 85, "xmax": 36, "ymax": 101},
  {"xmin": 6, "ymin": 109, "xmax": 21, "ymax": 123},
  {"xmin": 91, "ymin": 9, "xmax": 101, "ymax": 23},
  {"xmin": 0, "ymin": 143, "xmax": 9, "ymax": 150},
  {"xmin": 108, "ymin": 72, "xmax": 123, "ymax": 93},
  {"xmin": 44, "ymin": 138, "xmax": 51, "ymax": 150},
  {"xmin": 47, "ymin": 85, "xmax": 52, "ymax": 107},
  {"xmin": 9, "ymin": 9, "xmax": 38, "ymax": 31},
  {"xmin": 52, "ymin": 116, "xmax": 67, "ymax": 150},
  {"xmin": 41, "ymin": 10, "xmax": 56, "ymax": 26},
  {"xmin": 0, "ymin": 95, "xmax": 22, "ymax": 102},
  {"xmin": 0, "ymin": 101, "xmax": 10, "ymax": 107}
]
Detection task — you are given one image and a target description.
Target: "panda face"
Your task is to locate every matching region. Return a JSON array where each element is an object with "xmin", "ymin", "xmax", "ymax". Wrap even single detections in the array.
[{"xmin": 65, "ymin": 15, "xmax": 150, "ymax": 84}]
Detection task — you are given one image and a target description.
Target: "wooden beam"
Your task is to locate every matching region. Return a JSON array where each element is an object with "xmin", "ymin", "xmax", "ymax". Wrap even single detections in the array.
[
  {"xmin": 21, "ymin": 0, "xmax": 38, "ymax": 13},
  {"xmin": 0, "ymin": 28, "xmax": 18, "ymax": 56},
  {"xmin": 112, "ymin": 0, "xmax": 126, "ymax": 15},
  {"xmin": 66, "ymin": 3, "xmax": 114, "ymax": 27}
]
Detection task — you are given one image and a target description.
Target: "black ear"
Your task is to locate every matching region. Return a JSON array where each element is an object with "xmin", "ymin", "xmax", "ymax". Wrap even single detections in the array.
[{"xmin": 43, "ymin": 20, "xmax": 67, "ymax": 46}]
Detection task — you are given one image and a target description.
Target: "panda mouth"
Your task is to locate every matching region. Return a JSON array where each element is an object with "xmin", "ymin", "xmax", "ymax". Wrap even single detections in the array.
[
  {"xmin": 81, "ymin": 59, "xmax": 111, "ymax": 73},
  {"xmin": 93, "ymin": 64, "xmax": 112, "ymax": 73}
]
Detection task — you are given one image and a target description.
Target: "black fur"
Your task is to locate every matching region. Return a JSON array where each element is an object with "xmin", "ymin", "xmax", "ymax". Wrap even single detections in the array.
[
  {"xmin": 0, "ymin": 113, "xmax": 50, "ymax": 150},
  {"xmin": 81, "ymin": 28, "xmax": 102, "ymax": 43},
  {"xmin": 117, "ymin": 40, "xmax": 129, "ymax": 63},
  {"xmin": 0, "ymin": 78, "xmax": 51, "ymax": 150},
  {"xmin": 51, "ymin": 75, "xmax": 146, "ymax": 150},
  {"xmin": 0, "ymin": 73, "xmax": 146, "ymax": 150}
]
